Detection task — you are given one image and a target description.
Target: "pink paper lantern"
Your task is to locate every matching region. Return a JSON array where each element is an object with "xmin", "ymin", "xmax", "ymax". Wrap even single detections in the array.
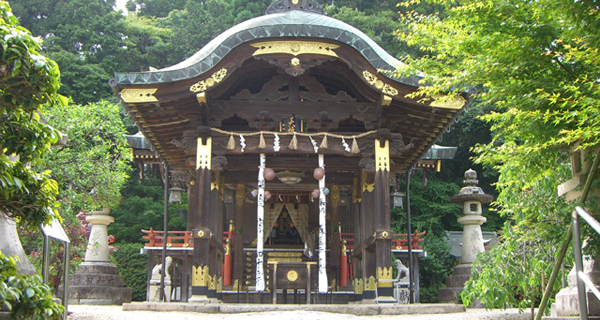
[
  {"xmin": 313, "ymin": 167, "xmax": 325, "ymax": 180},
  {"xmin": 265, "ymin": 191, "xmax": 272, "ymax": 200},
  {"xmin": 264, "ymin": 168, "xmax": 276, "ymax": 181},
  {"xmin": 312, "ymin": 189, "xmax": 320, "ymax": 199}
]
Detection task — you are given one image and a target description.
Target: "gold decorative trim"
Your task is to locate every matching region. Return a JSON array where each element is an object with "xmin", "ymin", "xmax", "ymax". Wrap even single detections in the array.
[
  {"xmin": 197, "ymin": 230, "xmax": 205, "ymax": 237},
  {"xmin": 331, "ymin": 185, "xmax": 340, "ymax": 209},
  {"xmin": 361, "ymin": 170, "xmax": 374, "ymax": 193},
  {"xmin": 268, "ymin": 257, "xmax": 303, "ymax": 263},
  {"xmin": 363, "ymin": 71, "xmax": 398, "ymax": 96},
  {"xmin": 375, "ymin": 139, "xmax": 390, "ymax": 172},
  {"xmin": 235, "ymin": 184, "xmax": 245, "ymax": 207},
  {"xmin": 225, "ymin": 238, "xmax": 232, "ymax": 255},
  {"xmin": 353, "ymin": 278, "xmax": 364, "ymax": 294},
  {"xmin": 381, "ymin": 231, "xmax": 389, "ymax": 238},
  {"xmin": 192, "ymin": 265, "xmax": 209, "ymax": 286},
  {"xmin": 120, "ymin": 88, "xmax": 158, "ymax": 103},
  {"xmin": 382, "ymin": 95, "xmax": 392, "ymax": 106},
  {"xmin": 431, "ymin": 94, "xmax": 467, "ymax": 110},
  {"xmin": 217, "ymin": 277, "xmax": 223, "ymax": 293},
  {"xmin": 377, "ymin": 267, "xmax": 394, "ymax": 288},
  {"xmin": 197, "ymin": 137, "xmax": 212, "ymax": 170},
  {"xmin": 251, "ymin": 41, "xmax": 339, "ymax": 57},
  {"xmin": 268, "ymin": 252, "xmax": 303, "ymax": 257},
  {"xmin": 365, "ymin": 276, "xmax": 377, "ymax": 291},
  {"xmin": 208, "ymin": 274, "xmax": 216, "ymax": 290},
  {"xmin": 287, "ymin": 270, "xmax": 299, "ymax": 282},
  {"xmin": 190, "ymin": 68, "xmax": 228, "ymax": 93}
]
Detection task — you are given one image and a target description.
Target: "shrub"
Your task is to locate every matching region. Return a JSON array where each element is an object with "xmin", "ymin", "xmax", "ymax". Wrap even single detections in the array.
[
  {"xmin": 0, "ymin": 250, "xmax": 63, "ymax": 319},
  {"xmin": 111, "ymin": 243, "xmax": 148, "ymax": 301}
]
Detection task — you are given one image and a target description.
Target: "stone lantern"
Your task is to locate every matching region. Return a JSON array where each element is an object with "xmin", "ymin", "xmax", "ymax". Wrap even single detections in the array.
[
  {"xmin": 452, "ymin": 169, "xmax": 493, "ymax": 264},
  {"xmin": 439, "ymin": 169, "xmax": 493, "ymax": 302}
]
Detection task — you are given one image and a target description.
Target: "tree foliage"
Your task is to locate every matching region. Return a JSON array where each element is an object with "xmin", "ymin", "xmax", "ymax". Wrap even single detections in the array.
[
  {"xmin": 34, "ymin": 101, "xmax": 132, "ymax": 212},
  {"xmin": 0, "ymin": 0, "xmax": 64, "ymax": 229},
  {"xmin": 398, "ymin": 0, "xmax": 599, "ymax": 310}
]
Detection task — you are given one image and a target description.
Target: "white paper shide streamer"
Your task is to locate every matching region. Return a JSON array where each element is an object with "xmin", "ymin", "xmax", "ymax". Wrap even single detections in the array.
[
  {"xmin": 273, "ymin": 133, "xmax": 280, "ymax": 152},
  {"xmin": 255, "ymin": 153, "xmax": 266, "ymax": 291},
  {"xmin": 341, "ymin": 137, "xmax": 350, "ymax": 153},
  {"xmin": 239, "ymin": 135, "xmax": 246, "ymax": 152},
  {"xmin": 309, "ymin": 136, "xmax": 319, "ymax": 153}
]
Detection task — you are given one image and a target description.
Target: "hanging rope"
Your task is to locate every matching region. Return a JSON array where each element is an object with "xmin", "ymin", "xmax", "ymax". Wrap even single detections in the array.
[{"xmin": 210, "ymin": 128, "xmax": 377, "ymax": 153}]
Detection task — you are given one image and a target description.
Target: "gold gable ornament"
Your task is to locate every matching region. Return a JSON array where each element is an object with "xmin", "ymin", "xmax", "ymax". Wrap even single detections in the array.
[{"xmin": 251, "ymin": 41, "xmax": 339, "ymax": 57}]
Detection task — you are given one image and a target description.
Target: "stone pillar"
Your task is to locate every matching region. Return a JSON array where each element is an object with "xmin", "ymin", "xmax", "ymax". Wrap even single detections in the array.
[
  {"xmin": 68, "ymin": 208, "xmax": 132, "ymax": 304},
  {"xmin": 438, "ymin": 169, "xmax": 492, "ymax": 303}
]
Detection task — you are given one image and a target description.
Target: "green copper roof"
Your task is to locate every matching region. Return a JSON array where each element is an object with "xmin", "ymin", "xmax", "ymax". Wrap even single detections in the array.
[{"xmin": 114, "ymin": 10, "xmax": 420, "ymax": 86}]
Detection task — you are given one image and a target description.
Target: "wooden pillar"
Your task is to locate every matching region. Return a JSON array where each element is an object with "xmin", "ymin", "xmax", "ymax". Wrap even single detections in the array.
[
  {"xmin": 330, "ymin": 185, "xmax": 340, "ymax": 289},
  {"xmin": 207, "ymin": 171, "xmax": 223, "ymax": 299},
  {"xmin": 232, "ymin": 184, "xmax": 245, "ymax": 288},
  {"xmin": 374, "ymin": 138, "xmax": 394, "ymax": 302},
  {"xmin": 360, "ymin": 173, "xmax": 377, "ymax": 300},
  {"xmin": 352, "ymin": 174, "xmax": 364, "ymax": 301},
  {"xmin": 190, "ymin": 137, "xmax": 213, "ymax": 302}
]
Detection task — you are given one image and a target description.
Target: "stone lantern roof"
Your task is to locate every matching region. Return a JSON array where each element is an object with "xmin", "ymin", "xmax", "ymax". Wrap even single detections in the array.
[{"xmin": 450, "ymin": 169, "xmax": 493, "ymax": 204}]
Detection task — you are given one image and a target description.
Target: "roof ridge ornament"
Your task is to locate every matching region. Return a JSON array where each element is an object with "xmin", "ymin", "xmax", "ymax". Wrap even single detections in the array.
[{"xmin": 265, "ymin": 0, "xmax": 326, "ymax": 15}]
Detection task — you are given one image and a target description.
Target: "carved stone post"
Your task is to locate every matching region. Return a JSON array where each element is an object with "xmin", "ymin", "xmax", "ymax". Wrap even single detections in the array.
[{"xmin": 69, "ymin": 207, "xmax": 132, "ymax": 304}]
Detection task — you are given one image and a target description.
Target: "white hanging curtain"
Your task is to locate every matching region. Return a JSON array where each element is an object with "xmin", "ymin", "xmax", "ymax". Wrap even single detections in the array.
[
  {"xmin": 262, "ymin": 203, "xmax": 285, "ymax": 243},
  {"xmin": 285, "ymin": 203, "xmax": 310, "ymax": 246}
]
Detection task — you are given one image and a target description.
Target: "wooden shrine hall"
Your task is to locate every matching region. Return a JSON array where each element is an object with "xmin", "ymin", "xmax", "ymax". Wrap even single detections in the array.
[{"xmin": 113, "ymin": 0, "xmax": 465, "ymax": 304}]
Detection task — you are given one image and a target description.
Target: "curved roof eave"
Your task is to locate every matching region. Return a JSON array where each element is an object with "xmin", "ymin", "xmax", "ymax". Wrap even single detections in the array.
[{"xmin": 113, "ymin": 10, "xmax": 422, "ymax": 87}]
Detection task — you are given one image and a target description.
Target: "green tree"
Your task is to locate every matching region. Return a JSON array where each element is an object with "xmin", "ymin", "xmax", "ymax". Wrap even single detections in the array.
[
  {"xmin": 398, "ymin": 0, "xmax": 599, "ymax": 310},
  {"xmin": 34, "ymin": 101, "xmax": 132, "ymax": 213},
  {"xmin": 109, "ymin": 167, "xmax": 187, "ymax": 244},
  {"xmin": 0, "ymin": 0, "xmax": 64, "ymax": 229},
  {"xmin": 0, "ymin": 1, "xmax": 64, "ymax": 317}
]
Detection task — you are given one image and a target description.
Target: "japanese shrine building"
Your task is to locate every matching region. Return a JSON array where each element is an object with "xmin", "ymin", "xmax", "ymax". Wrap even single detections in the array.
[{"xmin": 113, "ymin": 0, "xmax": 465, "ymax": 304}]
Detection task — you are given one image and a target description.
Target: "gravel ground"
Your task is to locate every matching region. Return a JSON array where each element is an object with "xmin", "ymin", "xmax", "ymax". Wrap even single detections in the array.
[{"xmin": 66, "ymin": 305, "xmax": 534, "ymax": 320}]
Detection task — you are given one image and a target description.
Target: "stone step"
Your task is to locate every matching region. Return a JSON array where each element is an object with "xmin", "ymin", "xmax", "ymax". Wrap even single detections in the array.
[{"xmin": 68, "ymin": 285, "xmax": 132, "ymax": 305}]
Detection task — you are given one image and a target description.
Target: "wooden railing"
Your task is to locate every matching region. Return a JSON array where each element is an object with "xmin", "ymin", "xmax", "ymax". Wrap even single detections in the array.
[
  {"xmin": 141, "ymin": 228, "xmax": 233, "ymax": 249},
  {"xmin": 339, "ymin": 231, "xmax": 426, "ymax": 252}
]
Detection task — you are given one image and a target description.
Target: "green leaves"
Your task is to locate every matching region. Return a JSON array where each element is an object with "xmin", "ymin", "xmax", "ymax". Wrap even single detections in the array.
[
  {"xmin": 0, "ymin": 250, "xmax": 64, "ymax": 319},
  {"xmin": 35, "ymin": 100, "xmax": 132, "ymax": 212},
  {"xmin": 398, "ymin": 0, "xmax": 598, "ymax": 311}
]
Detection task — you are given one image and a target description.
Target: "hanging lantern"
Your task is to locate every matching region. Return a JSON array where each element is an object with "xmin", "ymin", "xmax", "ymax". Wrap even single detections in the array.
[
  {"xmin": 168, "ymin": 187, "xmax": 184, "ymax": 204},
  {"xmin": 322, "ymin": 187, "xmax": 330, "ymax": 196},
  {"xmin": 264, "ymin": 168, "xmax": 276, "ymax": 181},
  {"xmin": 312, "ymin": 189, "xmax": 320, "ymax": 199},
  {"xmin": 313, "ymin": 167, "xmax": 325, "ymax": 180},
  {"xmin": 391, "ymin": 191, "xmax": 405, "ymax": 209},
  {"xmin": 250, "ymin": 189, "xmax": 258, "ymax": 198},
  {"xmin": 265, "ymin": 191, "xmax": 272, "ymax": 200}
]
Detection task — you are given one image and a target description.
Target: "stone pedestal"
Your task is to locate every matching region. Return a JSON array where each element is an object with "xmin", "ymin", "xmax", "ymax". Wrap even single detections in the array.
[
  {"xmin": 0, "ymin": 213, "xmax": 35, "ymax": 275},
  {"xmin": 67, "ymin": 263, "xmax": 132, "ymax": 305},
  {"xmin": 554, "ymin": 258, "xmax": 600, "ymax": 316},
  {"xmin": 394, "ymin": 284, "xmax": 410, "ymax": 304},
  {"xmin": 68, "ymin": 209, "xmax": 132, "ymax": 305},
  {"xmin": 438, "ymin": 264, "xmax": 472, "ymax": 303}
]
